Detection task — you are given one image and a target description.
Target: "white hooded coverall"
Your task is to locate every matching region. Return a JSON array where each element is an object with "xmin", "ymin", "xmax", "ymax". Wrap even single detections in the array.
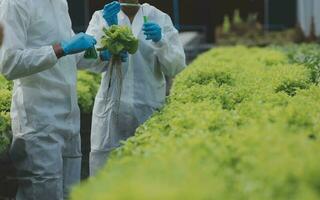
[
  {"xmin": 0, "ymin": 0, "xmax": 105, "ymax": 199},
  {"xmin": 86, "ymin": 3, "xmax": 186, "ymax": 176}
]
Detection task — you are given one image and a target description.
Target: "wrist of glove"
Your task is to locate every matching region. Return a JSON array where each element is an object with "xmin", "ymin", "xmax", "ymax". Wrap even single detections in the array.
[{"xmin": 105, "ymin": 17, "xmax": 118, "ymax": 26}]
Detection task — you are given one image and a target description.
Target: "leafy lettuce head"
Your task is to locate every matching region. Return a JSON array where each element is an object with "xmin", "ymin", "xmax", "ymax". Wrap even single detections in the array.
[{"xmin": 98, "ymin": 25, "xmax": 139, "ymax": 55}]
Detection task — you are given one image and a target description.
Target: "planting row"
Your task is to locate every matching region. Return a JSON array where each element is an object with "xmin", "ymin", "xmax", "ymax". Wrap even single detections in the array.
[{"xmin": 72, "ymin": 46, "xmax": 320, "ymax": 200}]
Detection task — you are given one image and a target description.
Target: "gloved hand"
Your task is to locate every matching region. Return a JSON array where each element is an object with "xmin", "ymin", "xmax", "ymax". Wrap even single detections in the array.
[
  {"xmin": 100, "ymin": 50, "xmax": 128, "ymax": 62},
  {"xmin": 119, "ymin": 51, "xmax": 128, "ymax": 62},
  {"xmin": 100, "ymin": 50, "xmax": 112, "ymax": 61},
  {"xmin": 61, "ymin": 33, "xmax": 97, "ymax": 55},
  {"xmin": 103, "ymin": 1, "xmax": 121, "ymax": 26},
  {"xmin": 143, "ymin": 22, "xmax": 162, "ymax": 43}
]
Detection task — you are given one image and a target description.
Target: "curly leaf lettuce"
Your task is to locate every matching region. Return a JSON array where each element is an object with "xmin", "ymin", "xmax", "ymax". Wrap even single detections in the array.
[{"xmin": 98, "ymin": 25, "xmax": 139, "ymax": 55}]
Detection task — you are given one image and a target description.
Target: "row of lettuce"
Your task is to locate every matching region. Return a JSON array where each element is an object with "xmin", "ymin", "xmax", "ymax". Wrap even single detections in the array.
[
  {"xmin": 0, "ymin": 76, "xmax": 11, "ymax": 154},
  {"xmin": 72, "ymin": 46, "xmax": 320, "ymax": 200},
  {"xmin": 0, "ymin": 71, "xmax": 101, "ymax": 154}
]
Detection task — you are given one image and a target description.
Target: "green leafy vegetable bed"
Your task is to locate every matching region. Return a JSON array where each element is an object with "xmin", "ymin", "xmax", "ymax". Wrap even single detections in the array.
[
  {"xmin": 0, "ymin": 76, "xmax": 12, "ymax": 154},
  {"xmin": 72, "ymin": 46, "xmax": 320, "ymax": 200},
  {"xmin": 77, "ymin": 71, "xmax": 101, "ymax": 113}
]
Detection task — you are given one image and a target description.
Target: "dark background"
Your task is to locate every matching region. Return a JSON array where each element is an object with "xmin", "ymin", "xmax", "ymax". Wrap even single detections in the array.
[{"xmin": 67, "ymin": 0, "xmax": 297, "ymax": 42}]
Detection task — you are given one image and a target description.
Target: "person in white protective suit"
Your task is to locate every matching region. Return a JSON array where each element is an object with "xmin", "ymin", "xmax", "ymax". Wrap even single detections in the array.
[
  {"xmin": 0, "ymin": 0, "xmax": 108, "ymax": 199},
  {"xmin": 87, "ymin": 0, "xmax": 186, "ymax": 176}
]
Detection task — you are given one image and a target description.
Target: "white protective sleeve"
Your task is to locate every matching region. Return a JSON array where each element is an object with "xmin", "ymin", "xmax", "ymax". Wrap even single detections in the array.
[
  {"xmin": 0, "ymin": 0, "xmax": 58, "ymax": 80},
  {"xmin": 153, "ymin": 13, "xmax": 186, "ymax": 78}
]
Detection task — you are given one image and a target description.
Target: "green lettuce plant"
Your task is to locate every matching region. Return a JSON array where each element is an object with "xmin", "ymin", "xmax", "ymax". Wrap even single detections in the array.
[
  {"xmin": 72, "ymin": 46, "xmax": 320, "ymax": 200},
  {"xmin": 97, "ymin": 25, "xmax": 139, "ymax": 57}
]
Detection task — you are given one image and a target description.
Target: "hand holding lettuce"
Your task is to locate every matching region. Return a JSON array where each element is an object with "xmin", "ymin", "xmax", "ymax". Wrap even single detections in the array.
[{"xmin": 96, "ymin": 25, "xmax": 139, "ymax": 117}]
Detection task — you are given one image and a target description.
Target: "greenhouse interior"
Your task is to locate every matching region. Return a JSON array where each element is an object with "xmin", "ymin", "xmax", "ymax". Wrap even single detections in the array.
[{"xmin": 0, "ymin": 0, "xmax": 320, "ymax": 199}]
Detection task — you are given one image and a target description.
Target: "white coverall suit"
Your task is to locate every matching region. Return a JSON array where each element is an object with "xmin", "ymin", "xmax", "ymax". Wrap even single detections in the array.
[
  {"xmin": 86, "ymin": 3, "xmax": 186, "ymax": 176},
  {"xmin": 0, "ymin": 0, "xmax": 105, "ymax": 199}
]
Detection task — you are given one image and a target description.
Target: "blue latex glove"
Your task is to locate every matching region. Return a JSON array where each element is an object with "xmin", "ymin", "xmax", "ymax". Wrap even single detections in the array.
[
  {"xmin": 119, "ymin": 51, "xmax": 128, "ymax": 62},
  {"xmin": 103, "ymin": 1, "xmax": 121, "ymax": 26},
  {"xmin": 100, "ymin": 50, "xmax": 128, "ymax": 62},
  {"xmin": 100, "ymin": 50, "xmax": 112, "ymax": 61},
  {"xmin": 142, "ymin": 22, "xmax": 162, "ymax": 43},
  {"xmin": 61, "ymin": 33, "xmax": 97, "ymax": 55}
]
